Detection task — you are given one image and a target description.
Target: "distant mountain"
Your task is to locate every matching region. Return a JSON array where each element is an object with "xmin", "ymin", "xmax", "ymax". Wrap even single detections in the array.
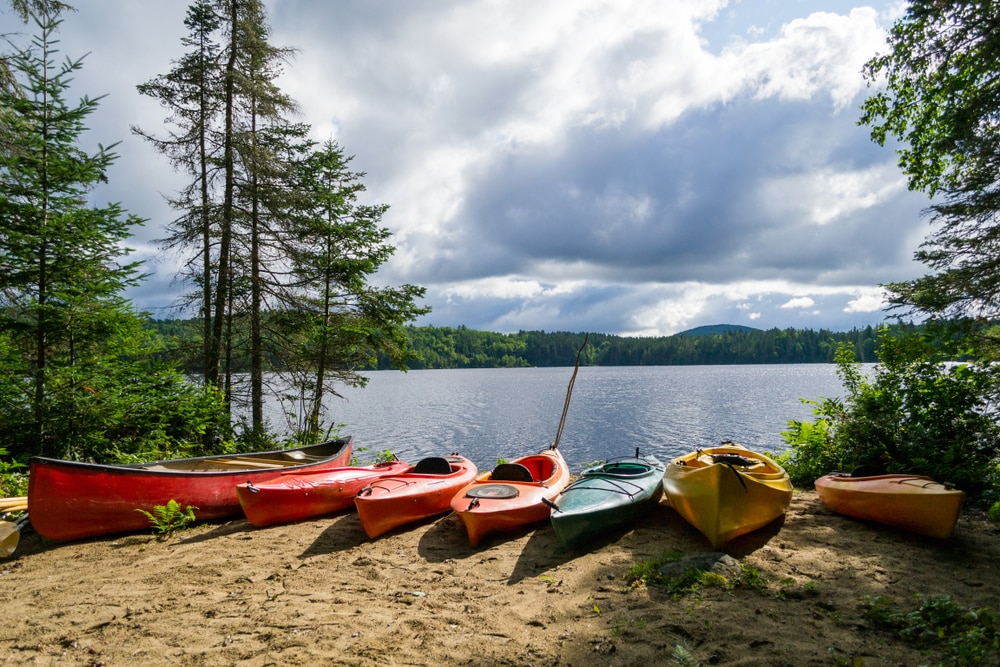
[{"xmin": 673, "ymin": 324, "xmax": 762, "ymax": 337}]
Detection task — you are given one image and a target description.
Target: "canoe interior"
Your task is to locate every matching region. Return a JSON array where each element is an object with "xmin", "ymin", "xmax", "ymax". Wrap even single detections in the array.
[{"xmin": 34, "ymin": 437, "xmax": 353, "ymax": 476}]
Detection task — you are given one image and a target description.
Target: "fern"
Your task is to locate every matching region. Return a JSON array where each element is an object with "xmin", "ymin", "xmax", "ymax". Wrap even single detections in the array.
[{"xmin": 136, "ymin": 499, "xmax": 198, "ymax": 538}]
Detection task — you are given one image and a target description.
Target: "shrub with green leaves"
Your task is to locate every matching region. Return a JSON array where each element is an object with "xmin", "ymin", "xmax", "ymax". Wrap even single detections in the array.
[{"xmin": 780, "ymin": 326, "xmax": 1000, "ymax": 504}]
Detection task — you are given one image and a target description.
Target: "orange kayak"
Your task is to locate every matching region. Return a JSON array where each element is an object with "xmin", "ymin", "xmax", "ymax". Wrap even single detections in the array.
[
  {"xmin": 236, "ymin": 459, "xmax": 411, "ymax": 527},
  {"xmin": 451, "ymin": 448, "xmax": 571, "ymax": 546},
  {"xmin": 814, "ymin": 473, "xmax": 965, "ymax": 539},
  {"xmin": 354, "ymin": 454, "xmax": 478, "ymax": 539}
]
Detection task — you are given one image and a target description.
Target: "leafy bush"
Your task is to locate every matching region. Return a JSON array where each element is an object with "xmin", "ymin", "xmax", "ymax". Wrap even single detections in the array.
[
  {"xmin": 780, "ymin": 326, "xmax": 1000, "ymax": 504},
  {"xmin": 0, "ymin": 447, "xmax": 27, "ymax": 498}
]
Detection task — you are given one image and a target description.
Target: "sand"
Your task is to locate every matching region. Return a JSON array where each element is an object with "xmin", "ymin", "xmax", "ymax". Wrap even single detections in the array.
[{"xmin": 1, "ymin": 491, "xmax": 998, "ymax": 666}]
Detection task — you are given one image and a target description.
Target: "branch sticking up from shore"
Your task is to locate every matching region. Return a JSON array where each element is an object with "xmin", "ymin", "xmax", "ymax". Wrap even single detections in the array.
[{"xmin": 552, "ymin": 334, "xmax": 589, "ymax": 451}]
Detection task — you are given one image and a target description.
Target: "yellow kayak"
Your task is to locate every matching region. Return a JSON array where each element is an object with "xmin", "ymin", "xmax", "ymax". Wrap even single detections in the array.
[{"xmin": 663, "ymin": 442, "xmax": 792, "ymax": 549}]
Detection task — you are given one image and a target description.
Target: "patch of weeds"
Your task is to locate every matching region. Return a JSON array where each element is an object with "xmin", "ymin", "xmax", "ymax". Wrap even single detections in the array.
[
  {"xmin": 775, "ymin": 577, "xmax": 820, "ymax": 600},
  {"xmin": 863, "ymin": 594, "xmax": 1000, "ymax": 666},
  {"xmin": 611, "ymin": 615, "xmax": 647, "ymax": 638},
  {"xmin": 136, "ymin": 499, "xmax": 198, "ymax": 539},
  {"xmin": 988, "ymin": 501, "xmax": 1000, "ymax": 523},
  {"xmin": 624, "ymin": 550, "xmax": 767, "ymax": 597}
]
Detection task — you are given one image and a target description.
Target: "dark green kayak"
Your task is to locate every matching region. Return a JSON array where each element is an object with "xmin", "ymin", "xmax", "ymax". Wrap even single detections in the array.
[{"xmin": 548, "ymin": 451, "xmax": 666, "ymax": 549}]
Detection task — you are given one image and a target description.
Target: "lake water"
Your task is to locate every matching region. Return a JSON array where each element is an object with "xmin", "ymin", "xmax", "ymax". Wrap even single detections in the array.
[{"xmin": 287, "ymin": 364, "xmax": 851, "ymax": 473}]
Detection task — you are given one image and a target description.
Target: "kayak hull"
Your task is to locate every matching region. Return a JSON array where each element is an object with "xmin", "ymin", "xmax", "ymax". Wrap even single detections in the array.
[
  {"xmin": 451, "ymin": 448, "xmax": 571, "ymax": 546},
  {"xmin": 236, "ymin": 459, "xmax": 411, "ymax": 527},
  {"xmin": 814, "ymin": 473, "xmax": 965, "ymax": 539},
  {"xmin": 549, "ymin": 454, "xmax": 665, "ymax": 549},
  {"xmin": 663, "ymin": 443, "xmax": 792, "ymax": 549},
  {"xmin": 354, "ymin": 455, "xmax": 478, "ymax": 539},
  {"xmin": 27, "ymin": 437, "xmax": 353, "ymax": 542}
]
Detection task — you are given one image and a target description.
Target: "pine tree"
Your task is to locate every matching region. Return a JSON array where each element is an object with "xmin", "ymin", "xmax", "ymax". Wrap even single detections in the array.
[{"xmin": 0, "ymin": 13, "xmax": 147, "ymax": 455}]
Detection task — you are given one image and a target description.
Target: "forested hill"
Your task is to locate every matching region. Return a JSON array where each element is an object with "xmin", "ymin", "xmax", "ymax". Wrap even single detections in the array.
[
  {"xmin": 148, "ymin": 320, "xmax": 884, "ymax": 370},
  {"xmin": 390, "ymin": 324, "xmax": 879, "ymax": 369}
]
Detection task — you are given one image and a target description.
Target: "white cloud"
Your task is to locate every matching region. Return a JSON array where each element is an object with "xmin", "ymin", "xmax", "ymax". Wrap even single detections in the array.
[
  {"xmin": 781, "ymin": 297, "xmax": 817, "ymax": 310},
  {"xmin": 844, "ymin": 288, "xmax": 889, "ymax": 313}
]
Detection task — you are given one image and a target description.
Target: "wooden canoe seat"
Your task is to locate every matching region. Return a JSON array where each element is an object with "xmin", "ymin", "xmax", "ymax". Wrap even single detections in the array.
[
  {"xmin": 413, "ymin": 457, "xmax": 453, "ymax": 475},
  {"xmin": 491, "ymin": 463, "xmax": 534, "ymax": 482}
]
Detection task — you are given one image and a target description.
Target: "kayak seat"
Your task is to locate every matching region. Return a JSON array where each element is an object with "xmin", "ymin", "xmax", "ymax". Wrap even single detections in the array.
[
  {"xmin": 413, "ymin": 457, "xmax": 454, "ymax": 475},
  {"xmin": 491, "ymin": 463, "xmax": 534, "ymax": 482}
]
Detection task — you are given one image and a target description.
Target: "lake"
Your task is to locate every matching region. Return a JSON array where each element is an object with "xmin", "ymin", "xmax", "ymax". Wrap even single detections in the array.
[{"xmin": 281, "ymin": 364, "xmax": 852, "ymax": 473}]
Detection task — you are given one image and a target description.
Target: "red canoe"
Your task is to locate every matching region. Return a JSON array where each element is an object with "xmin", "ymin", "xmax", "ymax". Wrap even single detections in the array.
[
  {"xmin": 451, "ymin": 448, "xmax": 571, "ymax": 546},
  {"xmin": 354, "ymin": 454, "xmax": 478, "ymax": 539},
  {"xmin": 28, "ymin": 437, "xmax": 353, "ymax": 542},
  {"xmin": 814, "ymin": 472, "xmax": 965, "ymax": 539},
  {"xmin": 236, "ymin": 458, "xmax": 411, "ymax": 527}
]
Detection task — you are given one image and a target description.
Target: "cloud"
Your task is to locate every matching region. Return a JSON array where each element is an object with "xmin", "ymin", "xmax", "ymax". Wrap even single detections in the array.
[
  {"xmin": 781, "ymin": 297, "xmax": 817, "ymax": 310},
  {"xmin": 41, "ymin": 1, "xmax": 926, "ymax": 335}
]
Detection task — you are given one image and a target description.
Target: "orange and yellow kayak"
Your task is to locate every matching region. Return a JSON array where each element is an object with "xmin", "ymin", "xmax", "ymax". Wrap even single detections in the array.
[
  {"xmin": 451, "ymin": 447, "xmax": 571, "ymax": 547},
  {"xmin": 814, "ymin": 473, "xmax": 965, "ymax": 539},
  {"xmin": 354, "ymin": 454, "xmax": 478, "ymax": 539},
  {"xmin": 663, "ymin": 442, "xmax": 792, "ymax": 549}
]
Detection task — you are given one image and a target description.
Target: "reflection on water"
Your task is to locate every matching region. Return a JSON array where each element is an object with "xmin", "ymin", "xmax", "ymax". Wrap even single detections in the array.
[{"xmin": 263, "ymin": 365, "xmax": 851, "ymax": 474}]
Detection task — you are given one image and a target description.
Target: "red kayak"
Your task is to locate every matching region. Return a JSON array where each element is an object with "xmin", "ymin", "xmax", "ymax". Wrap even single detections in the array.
[
  {"xmin": 451, "ymin": 448, "xmax": 571, "ymax": 546},
  {"xmin": 236, "ymin": 458, "xmax": 411, "ymax": 527},
  {"xmin": 28, "ymin": 437, "xmax": 353, "ymax": 542},
  {"xmin": 354, "ymin": 454, "xmax": 478, "ymax": 539}
]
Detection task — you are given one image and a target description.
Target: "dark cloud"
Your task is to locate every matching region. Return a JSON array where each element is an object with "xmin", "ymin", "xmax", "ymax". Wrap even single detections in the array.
[{"xmin": 32, "ymin": 1, "xmax": 927, "ymax": 334}]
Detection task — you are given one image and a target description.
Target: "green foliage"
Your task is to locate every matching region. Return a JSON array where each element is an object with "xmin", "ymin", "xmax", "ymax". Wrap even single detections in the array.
[
  {"xmin": 773, "ymin": 397, "xmax": 845, "ymax": 487},
  {"xmin": 781, "ymin": 328, "xmax": 1000, "ymax": 503},
  {"xmin": 147, "ymin": 321, "xmax": 885, "ymax": 371},
  {"xmin": 624, "ymin": 550, "xmax": 768, "ymax": 597},
  {"xmin": 864, "ymin": 595, "xmax": 1000, "ymax": 666},
  {"xmin": 136, "ymin": 500, "xmax": 198, "ymax": 539},
  {"xmin": 0, "ymin": 447, "xmax": 27, "ymax": 498},
  {"xmin": 988, "ymin": 501, "xmax": 1000, "ymax": 523}
]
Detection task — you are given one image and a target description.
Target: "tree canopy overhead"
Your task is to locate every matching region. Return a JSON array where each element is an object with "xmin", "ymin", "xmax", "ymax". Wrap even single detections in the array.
[{"xmin": 860, "ymin": 1, "xmax": 1000, "ymax": 322}]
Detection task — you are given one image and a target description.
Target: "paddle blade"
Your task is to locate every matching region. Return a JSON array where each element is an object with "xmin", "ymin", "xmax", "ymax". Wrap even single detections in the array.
[{"xmin": 0, "ymin": 520, "xmax": 21, "ymax": 558}]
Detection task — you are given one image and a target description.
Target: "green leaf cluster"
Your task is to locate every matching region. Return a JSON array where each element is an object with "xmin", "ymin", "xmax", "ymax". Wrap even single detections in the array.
[
  {"xmin": 864, "ymin": 595, "xmax": 1000, "ymax": 666},
  {"xmin": 135, "ymin": 500, "xmax": 199, "ymax": 539}
]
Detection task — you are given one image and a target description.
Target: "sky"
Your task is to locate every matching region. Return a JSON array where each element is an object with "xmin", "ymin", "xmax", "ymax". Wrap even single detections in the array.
[{"xmin": 8, "ymin": 0, "xmax": 931, "ymax": 336}]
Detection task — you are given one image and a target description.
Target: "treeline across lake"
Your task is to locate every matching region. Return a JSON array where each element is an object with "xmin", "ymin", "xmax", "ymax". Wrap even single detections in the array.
[{"xmin": 148, "ymin": 320, "xmax": 884, "ymax": 371}]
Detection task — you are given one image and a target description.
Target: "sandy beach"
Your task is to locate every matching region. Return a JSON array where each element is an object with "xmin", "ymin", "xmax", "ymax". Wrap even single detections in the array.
[{"xmin": 1, "ymin": 490, "xmax": 997, "ymax": 666}]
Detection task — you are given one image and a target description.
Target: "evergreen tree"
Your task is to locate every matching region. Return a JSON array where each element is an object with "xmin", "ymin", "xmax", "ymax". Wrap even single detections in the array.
[
  {"xmin": 134, "ymin": 0, "xmax": 225, "ymax": 388},
  {"xmin": 277, "ymin": 140, "xmax": 428, "ymax": 442},
  {"xmin": 0, "ymin": 12, "xmax": 224, "ymax": 459},
  {"xmin": 860, "ymin": 1, "xmax": 1000, "ymax": 333}
]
